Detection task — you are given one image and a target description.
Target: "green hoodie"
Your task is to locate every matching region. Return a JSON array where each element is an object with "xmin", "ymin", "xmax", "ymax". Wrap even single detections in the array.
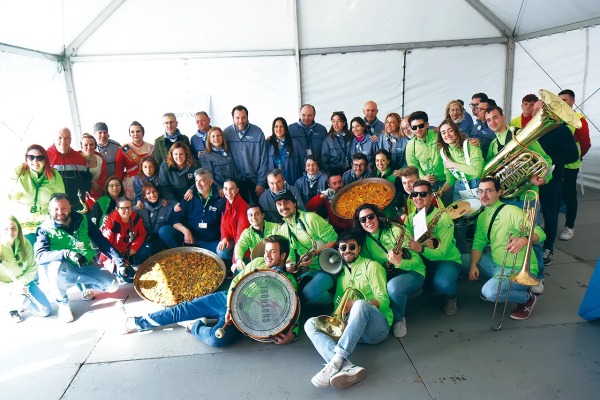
[
  {"xmin": 406, "ymin": 130, "xmax": 445, "ymax": 181},
  {"xmin": 442, "ymin": 142, "xmax": 484, "ymax": 187},
  {"xmin": 0, "ymin": 238, "xmax": 38, "ymax": 285},
  {"xmin": 39, "ymin": 217, "xmax": 96, "ymax": 265}
]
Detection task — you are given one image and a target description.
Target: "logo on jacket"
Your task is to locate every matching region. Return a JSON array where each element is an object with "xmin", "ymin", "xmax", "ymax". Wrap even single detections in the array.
[
  {"xmin": 209, "ymin": 206, "xmax": 218, "ymax": 212},
  {"xmin": 187, "ymin": 173, "xmax": 193, "ymax": 179}
]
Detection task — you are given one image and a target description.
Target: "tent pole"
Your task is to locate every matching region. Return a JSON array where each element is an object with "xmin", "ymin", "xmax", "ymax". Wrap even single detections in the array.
[
  {"xmin": 292, "ymin": 0, "xmax": 303, "ymax": 109},
  {"xmin": 504, "ymin": 39, "xmax": 515, "ymax": 122},
  {"xmin": 401, "ymin": 50, "xmax": 409, "ymax": 118},
  {"xmin": 63, "ymin": 61, "xmax": 82, "ymax": 146}
]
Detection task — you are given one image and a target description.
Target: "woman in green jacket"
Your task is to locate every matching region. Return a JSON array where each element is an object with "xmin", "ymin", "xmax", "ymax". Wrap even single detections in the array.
[
  {"xmin": 8, "ymin": 145, "xmax": 65, "ymax": 244},
  {"xmin": 89, "ymin": 176, "xmax": 124, "ymax": 228},
  {"xmin": 1, "ymin": 216, "xmax": 51, "ymax": 322}
]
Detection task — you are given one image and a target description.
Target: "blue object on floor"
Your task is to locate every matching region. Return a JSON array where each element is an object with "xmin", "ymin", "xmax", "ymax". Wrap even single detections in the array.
[{"xmin": 578, "ymin": 257, "xmax": 600, "ymax": 321}]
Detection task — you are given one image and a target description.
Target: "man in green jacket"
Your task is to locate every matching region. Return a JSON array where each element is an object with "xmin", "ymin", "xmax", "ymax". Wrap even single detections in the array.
[
  {"xmin": 154, "ymin": 113, "xmax": 191, "ymax": 164},
  {"xmin": 233, "ymin": 203, "xmax": 281, "ymax": 271},
  {"xmin": 305, "ymin": 231, "xmax": 391, "ymax": 390}
]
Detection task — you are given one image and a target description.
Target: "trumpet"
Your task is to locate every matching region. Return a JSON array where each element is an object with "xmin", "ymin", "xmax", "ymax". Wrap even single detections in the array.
[
  {"xmin": 314, "ymin": 286, "xmax": 365, "ymax": 340},
  {"xmin": 490, "ymin": 190, "xmax": 540, "ymax": 331}
]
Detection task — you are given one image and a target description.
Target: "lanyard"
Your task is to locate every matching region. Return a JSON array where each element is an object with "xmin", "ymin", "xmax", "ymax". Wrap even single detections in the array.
[
  {"xmin": 29, "ymin": 173, "xmax": 46, "ymax": 213},
  {"xmin": 285, "ymin": 214, "xmax": 311, "ymax": 252},
  {"xmin": 439, "ymin": 141, "xmax": 473, "ymax": 191},
  {"xmin": 335, "ymin": 136, "xmax": 351, "ymax": 167},
  {"xmin": 367, "ymin": 230, "xmax": 390, "ymax": 254},
  {"xmin": 200, "ymin": 193, "xmax": 213, "ymax": 223}
]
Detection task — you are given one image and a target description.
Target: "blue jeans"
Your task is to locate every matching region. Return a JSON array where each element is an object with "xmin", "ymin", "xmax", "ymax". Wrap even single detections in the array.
[
  {"xmin": 424, "ymin": 259, "xmax": 462, "ymax": 298},
  {"xmin": 130, "ymin": 243, "xmax": 152, "ymax": 267},
  {"xmin": 5, "ymin": 282, "xmax": 52, "ymax": 317},
  {"xmin": 158, "ymin": 225, "xmax": 222, "ymax": 257},
  {"xmin": 305, "ymin": 300, "xmax": 389, "ymax": 362},
  {"xmin": 453, "ymin": 178, "xmax": 480, "ymax": 253},
  {"xmin": 452, "ymin": 178, "xmax": 480, "ymax": 202},
  {"xmin": 386, "ymin": 271, "xmax": 425, "ymax": 323},
  {"xmin": 302, "ymin": 270, "xmax": 334, "ymax": 304},
  {"xmin": 462, "ymin": 253, "xmax": 531, "ymax": 304},
  {"xmin": 42, "ymin": 260, "xmax": 119, "ymax": 304},
  {"xmin": 135, "ymin": 291, "xmax": 240, "ymax": 347}
]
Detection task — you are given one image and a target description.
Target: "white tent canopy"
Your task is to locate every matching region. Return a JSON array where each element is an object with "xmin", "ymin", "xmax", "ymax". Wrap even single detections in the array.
[{"xmin": 1, "ymin": 0, "xmax": 599, "ymax": 187}]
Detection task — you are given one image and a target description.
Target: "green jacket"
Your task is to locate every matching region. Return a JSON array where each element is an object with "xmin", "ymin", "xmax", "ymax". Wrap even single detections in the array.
[
  {"xmin": 442, "ymin": 142, "xmax": 484, "ymax": 187},
  {"xmin": 405, "ymin": 206, "xmax": 462, "ymax": 264},
  {"xmin": 39, "ymin": 216, "xmax": 97, "ymax": 264},
  {"xmin": 472, "ymin": 201, "xmax": 546, "ymax": 276},
  {"xmin": 278, "ymin": 210, "xmax": 338, "ymax": 270},
  {"xmin": 8, "ymin": 165, "xmax": 65, "ymax": 235},
  {"xmin": 233, "ymin": 221, "xmax": 281, "ymax": 263},
  {"xmin": 0, "ymin": 238, "xmax": 37, "ymax": 285},
  {"xmin": 334, "ymin": 255, "xmax": 393, "ymax": 326},
  {"xmin": 360, "ymin": 225, "xmax": 426, "ymax": 277},
  {"xmin": 153, "ymin": 133, "xmax": 191, "ymax": 165},
  {"xmin": 406, "ymin": 130, "xmax": 445, "ymax": 181}
]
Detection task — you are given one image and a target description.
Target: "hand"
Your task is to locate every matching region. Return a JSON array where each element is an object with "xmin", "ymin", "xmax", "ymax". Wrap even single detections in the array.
[
  {"xmin": 506, "ymin": 237, "xmax": 528, "ymax": 254},
  {"xmin": 468, "ymin": 138, "xmax": 481, "ymax": 147},
  {"xmin": 128, "ymin": 248, "xmax": 137, "ymax": 256},
  {"xmin": 218, "ymin": 189, "xmax": 224, "ymax": 198},
  {"xmin": 392, "ymin": 169, "xmax": 402, "ymax": 178},
  {"xmin": 370, "ymin": 135, "xmax": 378, "ymax": 142},
  {"xmin": 225, "ymin": 310, "xmax": 232, "ymax": 324},
  {"xmin": 255, "ymin": 185, "xmax": 265, "ymax": 196},
  {"xmin": 406, "ymin": 239, "xmax": 423, "ymax": 253},
  {"xmin": 135, "ymin": 200, "xmax": 144, "ymax": 210},
  {"xmin": 422, "ymin": 239, "xmax": 435, "ymax": 249},
  {"xmin": 65, "ymin": 250, "xmax": 87, "ymax": 267},
  {"xmin": 235, "ymin": 259, "xmax": 246, "ymax": 271},
  {"xmin": 424, "ymin": 174, "xmax": 437, "ymax": 183},
  {"xmin": 343, "ymin": 298, "xmax": 356, "ymax": 315},
  {"xmin": 230, "ymin": 264, "xmax": 238, "ymax": 275},
  {"xmin": 400, "ymin": 214, "xmax": 407, "ymax": 224},
  {"xmin": 197, "ymin": 151, "xmax": 204, "ymax": 158},
  {"xmin": 530, "ymin": 176, "xmax": 546, "ymax": 187},
  {"xmin": 469, "ymin": 266, "xmax": 480, "ymax": 281},
  {"xmin": 174, "ymin": 203, "xmax": 182, "ymax": 212},
  {"xmin": 273, "ymin": 328, "xmax": 296, "ymax": 344},
  {"xmin": 161, "ymin": 199, "xmax": 169, "ymax": 207},
  {"xmin": 183, "ymin": 230, "xmax": 195, "ymax": 245},
  {"xmin": 299, "ymin": 256, "xmax": 314, "ymax": 267},
  {"xmin": 443, "ymin": 159, "xmax": 459, "ymax": 169},
  {"xmin": 184, "ymin": 189, "xmax": 193, "ymax": 201},
  {"xmin": 285, "ymin": 262, "xmax": 297, "ymax": 273},
  {"xmin": 217, "ymin": 238, "xmax": 229, "ymax": 252},
  {"xmin": 387, "ymin": 250, "xmax": 404, "ymax": 266}
]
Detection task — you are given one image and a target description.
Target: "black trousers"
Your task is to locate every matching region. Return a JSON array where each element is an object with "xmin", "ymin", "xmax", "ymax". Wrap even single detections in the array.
[
  {"xmin": 238, "ymin": 179, "xmax": 259, "ymax": 204},
  {"xmin": 539, "ymin": 164, "xmax": 564, "ymax": 252},
  {"xmin": 562, "ymin": 167, "xmax": 579, "ymax": 229}
]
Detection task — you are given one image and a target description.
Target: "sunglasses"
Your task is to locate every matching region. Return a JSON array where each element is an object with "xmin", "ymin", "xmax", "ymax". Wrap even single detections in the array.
[
  {"xmin": 339, "ymin": 243, "xmax": 357, "ymax": 252},
  {"xmin": 358, "ymin": 213, "xmax": 376, "ymax": 224},
  {"xmin": 411, "ymin": 123, "xmax": 426, "ymax": 131},
  {"xmin": 410, "ymin": 191, "xmax": 430, "ymax": 198},
  {"xmin": 26, "ymin": 155, "xmax": 45, "ymax": 162}
]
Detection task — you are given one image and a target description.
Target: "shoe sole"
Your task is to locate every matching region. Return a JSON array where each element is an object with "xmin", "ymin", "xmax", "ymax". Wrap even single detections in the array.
[
  {"xmin": 509, "ymin": 296, "xmax": 537, "ymax": 320},
  {"xmin": 330, "ymin": 369, "xmax": 368, "ymax": 389},
  {"xmin": 311, "ymin": 377, "xmax": 331, "ymax": 389}
]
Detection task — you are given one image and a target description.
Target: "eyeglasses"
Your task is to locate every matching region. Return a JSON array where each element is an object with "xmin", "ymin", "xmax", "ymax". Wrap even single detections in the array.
[
  {"xmin": 469, "ymin": 103, "xmax": 480, "ymax": 109},
  {"xmin": 478, "ymin": 108, "xmax": 488, "ymax": 113},
  {"xmin": 339, "ymin": 243, "xmax": 357, "ymax": 252},
  {"xmin": 352, "ymin": 163, "xmax": 366, "ymax": 168},
  {"xmin": 358, "ymin": 213, "xmax": 376, "ymax": 224},
  {"xmin": 410, "ymin": 191, "xmax": 430, "ymax": 198},
  {"xmin": 26, "ymin": 155, "xmax": 45, "ymax": 161},
  {"xmin": 411, "ymin": 123, "xmax": 426, "ymax": 131},
  {"xmin": 477, "ymin": 188, "xmax": 495, "ymax": 195},
  {"xmin": 108, "ymin": 184, "xmax": 122, "ymax": 188},
  {"xmin": 118, "ymin": 206, "xmax": 132, "ymax": 210}
]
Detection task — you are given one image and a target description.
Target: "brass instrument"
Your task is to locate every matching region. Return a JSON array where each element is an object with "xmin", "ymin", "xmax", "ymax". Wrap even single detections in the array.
[
  {"xmin": 292, "ymin": 231, "xmax": 318, "ymax": 275},
  {"xmin": 483, "ymin": 89, "xmax": 582, "ymax": 199},
  {"xmin": 384, "ymin": 221, "xmax": 412, "ymax": 279},
  {"xmin": 315, "ymin": 287, "xmax": 366, "ymax": 340},
  {"xmin": 415, "ymin": 190, "xmax": 444, "ymax": 249},
  {"xmin": 77, "ymin": 190, "xmax": 90, "ymax": 214},
  {"xmin": 491, "ymin": 190, "xmax": 540, "ymax": 331}
]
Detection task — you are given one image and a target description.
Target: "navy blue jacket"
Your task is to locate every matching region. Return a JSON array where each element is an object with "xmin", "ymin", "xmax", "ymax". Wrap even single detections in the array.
[
  {"xmin": 364, "ymin": 117, "xmax": 385, "ymax": 136},
  {"xmin": 321, "ymin": 135, "xmax": 352, "ymax": 173},
  {"xmin": 294, "ymin": 172, "xmax": 328, "ymax": 204},
  {"xmin": 169, "ymin": 188, "xmax": 226, "ymax": 242},
  {"xmin": 377, "ymin": 133, "xmax": 409, "ymax": 170},
  {"xmin": 159, "ymin": 160, "xmax": 199, "ymax": 205},
  {"xmin": 267, "ymin": 138, "xmax": 305, "ymax": 186},
  {"xmin": 288, "ymin": 121, "xmax": 327, "ymax": 160},
  {"xmin": 342, "ymin": 168, "xmax": 373, "ymax": 186},
  {"xmin": 223, "ymin": 123, "xmax": 268, "ymax": 187},
  {"xmin": 349, "ymin": 134, "xmax": 378, "ymax": 166},
  {"xmin": 190, "ymin": 129, "xmax": 210, "ymax": 159},
  {"xmin": 199, "ymin": 149, "xmax": 237, "ymax": 191}
]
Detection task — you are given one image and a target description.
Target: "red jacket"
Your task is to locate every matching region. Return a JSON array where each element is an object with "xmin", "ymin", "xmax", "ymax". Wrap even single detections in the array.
[
  {"xmin": 221, "ymin": 195, "xmax": 250, "ymax": 243},
  {"xmin": 305, "ymin": 194, "xmax": 353, "ymax": 232},
  {"xmin": 575, "ymin": 117, "xmax": 591, "ymax": 159},
  {"xmin": 101, "ymin": 210, "xmax": 147, "ymax": 256},
  {"xmin": 46, "ymin": 145, "xmax": 92, "ymax": 209}
]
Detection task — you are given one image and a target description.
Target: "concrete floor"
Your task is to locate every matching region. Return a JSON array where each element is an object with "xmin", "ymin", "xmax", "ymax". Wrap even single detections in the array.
[{"xmin": 2, "ymin": 189, "xmax": 600, "ymax": 400}]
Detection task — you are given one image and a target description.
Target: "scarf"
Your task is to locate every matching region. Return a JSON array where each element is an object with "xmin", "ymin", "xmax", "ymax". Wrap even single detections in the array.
[
  {"xmin": 365, "ymin": 117, "xmax": 380, "ymax": 135},
  {"xmin": 351, "ymin": 167, "xmax": 370, "ymax": 181},
  {"xmin": 303, "ymin": 170, "xmax": 322, "ymax": 189},
  {"xmin": 163, "ymin": 129, "xmax": 182, "ymax": 143},
  {"xmin": 270, "ymin": 182, "xmax": 291, "ymax": 198},
  {"xmin": 233, "ymin": 123, "xmax": 251, "ymax": 139},
  {"xmin": 212, "ymin": 146, "xmax": 227, "ymax": 157},
  {"xmin": 453, "ymin": 115, "xmax": 464, "ymax": 124}
]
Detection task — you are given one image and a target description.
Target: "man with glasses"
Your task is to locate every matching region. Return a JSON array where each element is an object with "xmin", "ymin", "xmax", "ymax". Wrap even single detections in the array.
[
  {"xmin": 305, "ymin": 231, "xmax": 391, "ymax": 389},
  {"xmin": 288, "ymin": 104, "xmax": 327, "ymax": 160},
  {"xmin": 154, "ymin": 113, "xmax": 191, "ymax": 164},
  {"xmin": 258, "ymin": 169, "xmax": 305, "ymax": 224},
  {"xmin": 404, "ymin": 180, "xmax": 463, "ymax": 316},
  {"xmin": 342, "ymin": 153, "xmax": 372, "ymax": 185},
  {"xmin": 464, "ymin": 177, "xmax": 544, "ymax": 321},
  {"xmin": 405, "ymin": 111, "xmax": 453, "ymax": 207},
  {"xmin": 94, "ymin": 122, "xmax": 121, "ymax": 178},
  {"xmin": 470, "ymin": 93, "xmax": 496, "ymax": 159},
  {"xmin": 400, "ymin": 116, "xmax": 414, "ymax": 140}
]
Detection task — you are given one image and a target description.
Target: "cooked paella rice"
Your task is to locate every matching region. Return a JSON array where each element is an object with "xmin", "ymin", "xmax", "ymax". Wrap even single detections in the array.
[{"xmin": 334, "ymin": 183, "xmax": 394, "ymax": 218}]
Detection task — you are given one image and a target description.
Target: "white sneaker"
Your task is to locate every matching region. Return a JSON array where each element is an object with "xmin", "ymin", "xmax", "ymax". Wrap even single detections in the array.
[
  {"xmin": 311, "ymin": 354, "xmax": 343, "ymax": 388},
  {"xmin": 58, "ymin": 303, "xmax": 74, "ymax": 323},
  {"xmin": 330, "ymin": 360, "xmax": 367, "ymax": 389},
  {"xmin": 559, "ymin": 227, "xmax": 574, "ymax": 241},
  {"xmin": 530, "ymin": 279, "xmax": 544, "ymax": 295},
  {"xmin": 81, "ymin": 288, "xmax": 95, "ymax": 301},
  {"xmin": 392, "ymin": 318, "xmax": 407, "ymax": 338}
]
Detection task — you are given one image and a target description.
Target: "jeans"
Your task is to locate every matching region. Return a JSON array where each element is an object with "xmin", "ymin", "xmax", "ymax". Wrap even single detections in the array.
[
  {"xmin": 135, "ymin": 291, "xmax": 240, "ymax": 347},
  {"xmin": 386, "ymin": 271, "xmax": 425, "ymax": 323},
  {"xmin": 130, "ymin": 243, "xmax": 152, "ymax": 267},
  {"xmin": 3, "ymin": 281, "xmax": 52, "ymax": 317},
  {"xmin": 42, "ymin": 260, "xmax": 119, "ymax": 304},
  {"xmin": 424, "ymin": 259, "xmax": 462, "ymax": 298},
  {"xmin": 305, "ymin": 300, "xmax": 389, "ymax": 362},
  {"xmin": 452, "ymin": 178, "xmax": 480, "ymax": 202},
  {"xmin": 562, "ymin": 168, "xmax": 579, "ymax": 228},
  {"xmin": 158, "ymin": 225, "xmax": 221, "ymax": 256},
  {"xmin": 462, "ymin": 253, "xmax": 530, "ymax": 304},
  {"xmin": 539, "ymin": 167, "xmax": 563, "ymax": 253},
  {"xmin": 453, "ymin": 179, "xmax": 480, "ymax": 253},
  {"xmin": 302, "ymin": 270, "xmax": 334, "ymax": 304},
  {"xmin": 433, "ymin": 180, "xmax": 453, "ymax": 209}
]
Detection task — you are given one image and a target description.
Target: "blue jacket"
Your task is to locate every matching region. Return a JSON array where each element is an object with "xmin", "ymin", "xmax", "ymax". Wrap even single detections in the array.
[
  {"xmin": 223, "ymin": 123, "xmax": 268, "ymax": 187},
  {"xmin": 294, "ymin": 171, "xmax": 328, "ymax": 204},
  {"xmin": 472, "ymin": 120, "xmax": 496, "ymax": 159},
  {"xmin": 190, "ymin": 129, "xmax": 210, "ymax": 159},
  {"xmin": 288, "ymin": 120, "xmax": 327, "ymax": 160},
  {"xmin": 267, "ymin": 138, "xmax": 305, "ymax": 186},
  {"xmin": 350, "ymin": 134, "xmax": 378, "ymax": 166},
  {"xmin": 199, "ymin": 149, "xmax": 237, "ymax": 191},
  {"xmin": 377, "ymin": 133, "xmax": 409, "ymax": 170},
  {"xmin": 136, "ymin": 199, "xmax": 173, "ymax": 236},
  {"xmin": 364, "ymin": 117, "xmax": 385, "ymax": 136},
  {"xmin": 321, "ymin": 135, "xmax": 352, "ymax": 173},
  {"xmin": 169, "ymin": 188, "xmax": 226, "ymax": 242},
  {"xmin": 342, "ymin": 168, "xmax": 373, "ymax": 186},
  {"xmin": 258, "ymin": 186, "xmax": 306, "ymax": 224},
  {"xmin": 158, "ymin": 160, "xmax": 199, "ymax": 205},
  {"xmin": 133, "ymin": 175, "xmax": 159, "ymax": 204}
]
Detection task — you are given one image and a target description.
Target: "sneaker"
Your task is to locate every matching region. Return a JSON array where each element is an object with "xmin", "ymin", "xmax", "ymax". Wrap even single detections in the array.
[
  {"xmin": 58, "ymin": 303, "xmax": 74, "ymax": 323},
  {"xmin": 330, "ymin": 360, "xmax": 367, "ymax": 389},
  {"xmin": 311, "ymin": 354, "xmax": 343, "ymax": 388},
  {"xmin": 81, "ymin": 288, "xmax": 95, "ymax": 301},
  {"xmin": 392, "ymin": 318, "xmax": 407, "ymax": 338},
  {"xmin": 10, "ymin": 310, "xmax": 22, "ymax": 323},
  {"xmin": 543, "ymin": 249, "xmax": 553, "ymax": 266},
  {"xmin": 530, "ymin": 279, "xmax": 544, "ymax": 295},
  {"xmin": 509, "ymin": 293, "xmax": 537, "ymax": 320},
  {"xmin": 559, "ymin": 227, "xmax": 574, "ymax": 241},
  {"xmin": 444, "ymin": 298, "xmax": 458, "ymax": 316}
]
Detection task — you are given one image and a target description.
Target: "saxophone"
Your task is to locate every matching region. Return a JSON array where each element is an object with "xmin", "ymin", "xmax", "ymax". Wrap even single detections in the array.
[
  {"xmin": 415, "ymin": 191, "xmax": 445, "ymax": 249},
  {"xmin": 293, "ymin": 231, "xmax": 318, "ymax": 275},
  {"xmin": 384, "ymin": 221, "xmax": 412, "ymax": 279}
]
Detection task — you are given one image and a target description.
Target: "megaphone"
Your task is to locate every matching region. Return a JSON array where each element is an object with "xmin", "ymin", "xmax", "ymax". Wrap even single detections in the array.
[{"xmin": 318, "ymin": 248, "xmax": 343, "ymax": 275}]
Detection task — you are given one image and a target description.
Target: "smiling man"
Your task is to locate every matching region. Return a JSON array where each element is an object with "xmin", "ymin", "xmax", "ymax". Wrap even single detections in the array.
[
  {"xmin": 288, "ymin": 104, "xmax": 327, "ymax": 160},
  {"xmin": 258, "ymin": 169, "xmax": 305, "ymax": 224},
  {"xmin": 94, "ymin": 122, "xmax": 120, "ymax": 177},
  {"xmin": 190, "ymin": 111, "xmax": 212, "ymax": 159},
  {"xmin": 342, "ymin": 152, "xmax": 372, "ymax": 185},
  {"xmin": 363, "ymin": 100, "xmax": 385, "ymax": 136}
]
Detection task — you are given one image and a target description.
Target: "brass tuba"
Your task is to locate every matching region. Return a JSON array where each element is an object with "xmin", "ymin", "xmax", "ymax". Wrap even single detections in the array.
[
  {"xmin": 315, "ymin": 286, "xmax": 365, "ymax": 340},
  {"xmin": 483, "ymin": 89, "xmax": 582, "ymax": 199}
]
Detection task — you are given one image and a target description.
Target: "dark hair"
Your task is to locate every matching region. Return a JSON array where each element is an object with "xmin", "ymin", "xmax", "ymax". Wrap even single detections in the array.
[
  {"xmin": 263, "ymin": 235, "xmax": 290, "ymax": 260},
  {"xmin": 205, "ymin": 127, "xmax": 229, "ymax": 153},
  {"xmin": 21, "ymin": 144, "xmax": 56, "ymax": 180},
  {"xmin": 300, "ymin": 104, "xmax": 316, "ymax": 114},
  {"xmin": 352, "ymin": 152, "xmax": 368, "ymax": 164},
  {"xmin": 412, "ymin": 180, "xmax": 432, "ymax": 193},
  {"xmin": 141, "ymin": 181, "xmax": 159, "ymax": 198},
  {"xmin": 457, "ymin": 99, "xmax": 464, "ymax": 106},
  {"xmin": 485, "ymin": 105, "xmax": 504, "ymax": 117},
  {"xmin": 408, "ymin": 111, "xmax": 428, "ymax": 124},
  {"xmin": 105, "ymin": 176, "xmax": 125, "ymax": 198},
  {"xmin": 558, "ymin": 89, "xmax": 575, "ymax": 99},
  {"xmin": 328, "ymin": 172, "xmax": 343, "ymax": 186},
  {"xmin": 137, "ymin": 155, "xmax": 159, "ymax": 179},
  {"xmin": 49, "ymin": 193, "xmax": 69, "ymax": 204},
  {"xmin": 223, "ymin": 177, "xmax": 240, "ymax": 188},
  {"xmin": 352, "ymin": 203, "xmax": 391, "ymax": 232},
  {"xmin": 231, "ymin": 105, "xmax": 249, "ymax": 117},
  {"xmin": 304, "ymin": 154, "xmax": 320, "ymax": 168},
  {"xmin": 349, "ymin": 116, "xmax": 367, "ymax": 134},
  {"xmin": 480, "ymin": 177, "xmax": 501, "ymax": 191},
  {"xmin": 437, "ymin": 119, "xmax": 468, "ymax": 158},
  {"xmin": 268, "ymin": 117, "xmax": 294, "ymax": 156},
  {"xmin": 116, "ymin": 196, "xmax": 132, "ymax": 207},
  {"xmin": 166, "ymin": 142, "xmax": 193, "ymax": 169},
  {"xmin": 268, "ymin": 168, "xmax": 284, "ymax": 179},
  {"xmin": 195, "ymin": 111, "xmax": 209, "ymax": 118},
  {"xmin": 327, "ymin": 111, "xmax": 352, "ymax": 143},
  {"xmin": 522, "ymin": 94, "xmax": 539, "ymax": 103},
  {"xmin": 482, "ymin": 98, "xmax": 497, "ymax": 107},
  {"xmin": 246, "ymin": 202, "xmax": 264, "ymax": 213},
  {"xmin": 472, "ymin": 92, "xmax": 488, "ymax": 102},
  {"xmin": 129, "ymin": 121, "xmax": 145, "ymax": 136},
  {"xmin": 375, "ymin": 148, "xmax": 391, "ymax": 161},
  {"xmin": 337, "ymin": 231, "xmax": 363, "ymax": 247}
]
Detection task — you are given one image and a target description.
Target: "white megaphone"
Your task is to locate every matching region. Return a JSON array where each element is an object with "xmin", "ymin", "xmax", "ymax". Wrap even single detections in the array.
[{"xmin": 318, "ymin": 248, "xmax": 344, "ymax": 275}]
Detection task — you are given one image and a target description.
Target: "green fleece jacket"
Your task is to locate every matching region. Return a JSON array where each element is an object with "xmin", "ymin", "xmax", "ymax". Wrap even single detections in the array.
[{"xmin": 406, "ymin": 130, "xmax": 445, "ymax": 181}]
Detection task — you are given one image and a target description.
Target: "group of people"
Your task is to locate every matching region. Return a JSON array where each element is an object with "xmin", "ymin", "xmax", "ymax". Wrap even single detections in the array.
[{"xmin": 2, "ymin": 90, "xmax": 591, "ymax": 390}]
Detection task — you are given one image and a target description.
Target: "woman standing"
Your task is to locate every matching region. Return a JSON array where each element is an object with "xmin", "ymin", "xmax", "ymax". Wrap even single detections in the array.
[
  {"xmin": 267, "ymin": 117, "xmax": 304, "ymax": 185},
  {"xmin": 90, "ymin": 176, "xmax": 125, "ymax": 228},
  {"xmin": 349, "ymin": 117, "xmax": 377, "ymax": 167},
  {"xmin": 115, "ymin": 121, "xmax": 154, "ymax": 200},
  {"xmin": 79, "ymin": 133, "xmax": 107, "ymax": 205},
  {"xmin": 159, "ymin": 142, "xmax": 199, "ymax": 205},
  {"xmin": 377, "ymin": 112, "xmax": 409, "ymax": 170},
  {"xmin": 321, "ymin": 112, "xmax": 353, "ymax": 173},
  {"xmin": 1, "ymin": 216, "xmax": 51, "ymax": 322},
  {"xmin": 294, "ymin": 155, "xmax": 328, "ymax": 204},
  {"xmin": 199, "ymin": 127, "xmax": 237, "ymax": 197},
  {"xmin": 374, "ymin": 149, "xmax": 404, "ymax": 220},
  {"xmin": 8, "ymin": 145, "xmax": 65, "ymax": 243}
]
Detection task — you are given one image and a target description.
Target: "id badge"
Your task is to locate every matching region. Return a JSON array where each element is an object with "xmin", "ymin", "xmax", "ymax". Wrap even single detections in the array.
[
  {"xmin": 199, "ymin": 223, "xmax": 208, "ymax": 229},
  {"xmin": 307, "ymin": 149, "xmax": 312, "ymax": 155},
  {"xmin": 75, "ymin": 241, "xmax": 85, "ymax": 250}
]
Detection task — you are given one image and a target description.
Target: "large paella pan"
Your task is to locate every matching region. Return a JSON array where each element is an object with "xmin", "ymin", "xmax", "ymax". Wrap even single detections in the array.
[{"xmin": 330, "ymin": 178, "xmax": 396, "ymax": 220}]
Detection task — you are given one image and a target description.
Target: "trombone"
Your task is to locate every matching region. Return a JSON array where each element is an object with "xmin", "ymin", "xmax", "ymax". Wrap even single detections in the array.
[{"xmin": 491, "ymin": 190, "xmax": 540, "ymax": 331}]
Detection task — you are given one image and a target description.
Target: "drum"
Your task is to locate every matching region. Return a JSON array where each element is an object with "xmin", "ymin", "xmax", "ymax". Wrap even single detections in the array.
[
  {"xmin": 445, "ymin": 198, "xmax": 483, "ymax": 227},
  {"xmin": 228, "ymin": 269, "xmax": 300, "ymax": 342},
  {"xmin": 250, "ymin": 241, "xmax": 265, "ymax": 260}
]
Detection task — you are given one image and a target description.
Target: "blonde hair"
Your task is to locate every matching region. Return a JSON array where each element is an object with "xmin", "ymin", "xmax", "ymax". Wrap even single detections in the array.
[
  {"xmin": 205, "ymin": 127, "xmax": 229, "ymax": 153},
  {"xmin": 2, "ymin": 216, "xmax": 27, "ymax": 260},
  {"xmin": 444, "ymin": 100, "xmax": 464, "ymax": 121}
]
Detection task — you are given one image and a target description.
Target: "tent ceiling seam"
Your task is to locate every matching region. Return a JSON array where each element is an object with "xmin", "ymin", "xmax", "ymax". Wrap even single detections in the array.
[
  {"xmin": 515, "ymin": 17, "xmax": 600, "ymax": 41},
  {"xmin": 464, "ymin": 0, "xmax": 513, "ymax": 38}
]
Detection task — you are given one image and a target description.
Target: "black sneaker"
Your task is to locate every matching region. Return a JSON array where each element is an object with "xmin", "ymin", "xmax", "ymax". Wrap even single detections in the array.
[
  {"xmin": 543, "ymin": 249, "xmax": 553, "ymax": 266},
  {"xmin": 10, "ymin": 310, "xmax": 22, "ymax": 323}
]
